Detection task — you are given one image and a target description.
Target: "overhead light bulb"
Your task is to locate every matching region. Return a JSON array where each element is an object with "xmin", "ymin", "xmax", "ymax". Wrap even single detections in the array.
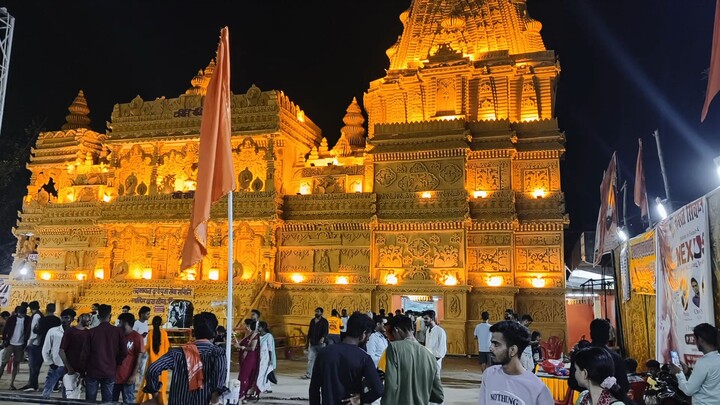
[
  {"xmin": 487, "ymin": 276, "xmax": 503, "ymax": 287},
  {"xmin": 714, "ymin": 156, "xmax": 720, "ymax": 180},
  {"xmin": 617, "ymin": 227, "xmax": 628, "ymax": 242},
  {"xmin": 532, "ymin": 189, "xmax": 546, "ymax": 198},
  {"xmin": 656, "ymin": 199, "xmax": 668, "ymax": 220}
]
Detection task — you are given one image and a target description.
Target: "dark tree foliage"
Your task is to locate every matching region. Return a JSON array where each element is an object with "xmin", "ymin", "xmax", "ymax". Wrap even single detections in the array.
[{"xmin": 0, "ymin": 118, "xmax": 45, "ymax": 273}]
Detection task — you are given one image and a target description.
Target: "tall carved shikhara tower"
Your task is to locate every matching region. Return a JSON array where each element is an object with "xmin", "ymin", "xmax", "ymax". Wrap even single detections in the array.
[{"xmin": 9, "ymin": 0, "xmax": 567, "ymax": 354}]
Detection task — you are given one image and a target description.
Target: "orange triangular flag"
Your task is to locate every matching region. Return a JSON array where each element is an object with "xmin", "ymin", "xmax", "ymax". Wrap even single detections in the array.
[
  {"xmin": 634, "ymin": 139, "xmax": 649, "ymax": 221},
  {"xmin": 181, "ymin": 27, "xmax": 235, "ymax": 270}
]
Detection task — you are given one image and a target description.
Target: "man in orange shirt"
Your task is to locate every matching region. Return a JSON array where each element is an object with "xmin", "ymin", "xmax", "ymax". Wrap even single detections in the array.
[{"xmin": 328, "ymin": 310, "xmax": 342, "ymax": 344}]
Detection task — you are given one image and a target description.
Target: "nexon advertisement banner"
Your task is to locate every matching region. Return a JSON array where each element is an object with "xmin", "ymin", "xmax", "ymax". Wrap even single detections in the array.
[{"xmin": 656, "ymin": 197, "xmax": 715, "ymax": 366}]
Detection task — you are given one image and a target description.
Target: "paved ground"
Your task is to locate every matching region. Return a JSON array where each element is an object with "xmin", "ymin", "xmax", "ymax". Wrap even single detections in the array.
[{"xmin": 0, "ymin": 355, "xmax": 484, "ymax": 404}]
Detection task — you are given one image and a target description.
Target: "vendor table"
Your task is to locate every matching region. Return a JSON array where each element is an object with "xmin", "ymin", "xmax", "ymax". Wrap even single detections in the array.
[{"xmin": 536, "ymin": 372, "xmax": 580, "ymax": 403}]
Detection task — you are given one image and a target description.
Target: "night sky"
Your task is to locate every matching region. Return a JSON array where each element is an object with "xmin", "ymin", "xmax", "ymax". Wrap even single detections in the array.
[{"xmin": 0, "ymin": 0, "xmax": 718, "ymax": 266}]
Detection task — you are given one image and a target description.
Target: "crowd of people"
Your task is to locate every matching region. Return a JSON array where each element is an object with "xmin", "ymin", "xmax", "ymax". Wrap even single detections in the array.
[
  {"xmin": 302, "ymin": 306, "xmax": 720, "ymax": 405},
  {"xmin": 0, "ymin": 299, "xmax": 717, "ymax": 405},
  {"xmin": 0, "ymin": 301, "xmax": 235, "ymax": 405}
]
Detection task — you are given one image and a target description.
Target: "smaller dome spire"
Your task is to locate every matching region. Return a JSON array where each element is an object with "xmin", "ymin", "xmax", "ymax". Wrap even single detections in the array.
[
  {"xmin": 185, "ymin": 58, "xmax": 216, "ymax": 96},
  {"xmin": 341, "ymin": 97, "xmax": 366, "ymax": 147},
  {"xmin": 62, "ymin": 90, "xmax": 91, "ymax": 130},
  {"xmin": 205, "ymin": 59, "xmax": 215, "ymax": 80},
  {"xmin": 332, "ymin": 132, "xmax": 352, "ymax": 158},
  {"xmin": 185, "ymin": 70, "xmax": 205, "ymax": 95}
]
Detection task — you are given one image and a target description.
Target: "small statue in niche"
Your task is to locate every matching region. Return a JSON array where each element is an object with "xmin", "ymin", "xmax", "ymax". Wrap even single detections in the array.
[
  {"xmin": 125, "ymin": 173, "xmax": 138, "ymax": 195},
  {"xmin": 238, "ymin": 167, "xmax": 253, "ymax": 191},
  {"xmin": 113, "ymin": 261, "xmax": 129, "ymax": 279},
  {"xmin": 251, "ymin": 177, "xmax": 263, "ymax": 192},
  {"xmin": 65, "ymin": 251, "xmax": 79, "ymax": 271},
  {"xmin": 162, "ymin": 175, "xmax": 175, "ymax": 194},
  {"xmin": 316, "ymin": 251, "xmax": 331, "ymax": 272}
]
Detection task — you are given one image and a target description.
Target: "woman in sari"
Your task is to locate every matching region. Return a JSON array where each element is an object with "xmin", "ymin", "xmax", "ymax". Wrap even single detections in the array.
[
  {"xmin": 256, "ymin": 321, "xmax": 276, "ymax": 394},
  {"xmin": 137, "ymin": 316, "xmax": 171, "ymax": 405},
  {"xmin": 235, "ymin": 318, "xmax": 260, "ymax": 403}
]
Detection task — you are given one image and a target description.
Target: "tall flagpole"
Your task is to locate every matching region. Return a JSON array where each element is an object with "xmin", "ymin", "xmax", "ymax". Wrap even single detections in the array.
[
  {"xmin": 653, "ymin": 129, "xmax": 673, "ymax": 211},
  {"xmin": 226, "ymin": 191, "xmax": 233, "ymax": 385}
]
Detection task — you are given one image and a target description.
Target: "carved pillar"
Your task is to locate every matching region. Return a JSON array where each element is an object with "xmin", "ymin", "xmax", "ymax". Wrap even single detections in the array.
[
  {"xmin": 364, "ymin": 154, "xmax": 374, "ymax": 193},
  {"xmin": 149, "ymin": 143, "xmax": 160, "ymax": 195},
  {"xmin": 265, "ymin": 135, "xmax": 276, "ymax": 193}
]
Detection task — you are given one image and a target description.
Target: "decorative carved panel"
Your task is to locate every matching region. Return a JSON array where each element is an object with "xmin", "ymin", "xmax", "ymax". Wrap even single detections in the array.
[
  {"xmin": 374, "ymin": 231, "xmax": 464, "ymax": 285},
  {"xmin": 512, "ymin": 160, "xmax": 560, "ymax": 192},
  {"xmin": 374, "ymin": 160, "xmax": 465, "ymax": 193},
  {"xmin": 467, "ymin": 248, "xmax": 511, "ymax": 272},
  {"xmin": 467, "ymin": 160, "xmax": 510, "ymax": 191}
]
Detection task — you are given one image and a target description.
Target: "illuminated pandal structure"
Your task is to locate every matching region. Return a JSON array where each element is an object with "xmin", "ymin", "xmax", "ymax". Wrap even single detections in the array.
[{"xmin": 8, "ymin": 0, "xmax": 567, "ymax": 353}]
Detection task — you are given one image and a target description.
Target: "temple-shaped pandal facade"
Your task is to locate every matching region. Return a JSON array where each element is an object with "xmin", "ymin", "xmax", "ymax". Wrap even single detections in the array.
[{"xmin": 8, "ymin": 0, "xmax": 567, "ymax": 353}]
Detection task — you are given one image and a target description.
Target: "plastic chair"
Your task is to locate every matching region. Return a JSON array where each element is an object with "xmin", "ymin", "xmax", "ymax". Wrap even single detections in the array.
[
  {"xmin": 628, "ymin": 380, "xmax": 648, "ymax": 405},
  {"xmin": 542, "ymin": 336, "xmax": 564, "ymax": 359}
]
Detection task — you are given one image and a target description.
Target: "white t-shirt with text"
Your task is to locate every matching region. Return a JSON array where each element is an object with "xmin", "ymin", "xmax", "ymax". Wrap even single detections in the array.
[{"xmin": 478, "ymin": 365, "xmax": 553, "ymax": 405}]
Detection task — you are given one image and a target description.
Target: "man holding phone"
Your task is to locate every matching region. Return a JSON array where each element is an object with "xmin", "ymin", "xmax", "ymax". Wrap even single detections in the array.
[{"xmin": 670, "ymin": 323, "xmax": 720, "ymax": 404}]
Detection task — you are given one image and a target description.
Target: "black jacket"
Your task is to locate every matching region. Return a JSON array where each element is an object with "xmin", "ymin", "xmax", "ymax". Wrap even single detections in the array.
[
  {"xmin": 568, "ymin": 343, "xmax": 629, "ymax": 395},
  {"xmin": 307, "ymin": 317, "xmax": 329, "ymax": 346},
  {"xmin": 37, "ymin": 315, "xmax": 61, "ymax": 347}
]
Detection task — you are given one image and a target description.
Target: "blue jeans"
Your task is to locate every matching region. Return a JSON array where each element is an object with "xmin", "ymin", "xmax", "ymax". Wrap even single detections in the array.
[
  {"xmin": 85, "ymin": 376, "xmax": 114, "ymax": 402},
  {"xmin": 112, "ymin": 383, "xmax": 136, "ymax": 403},
  {"xmin": 42, "ymin": 366, "xmax": 65, "ymax": 398},
  {"xmin": 27, "ymin": 344, "xmax": 43, "ymax": 388}
]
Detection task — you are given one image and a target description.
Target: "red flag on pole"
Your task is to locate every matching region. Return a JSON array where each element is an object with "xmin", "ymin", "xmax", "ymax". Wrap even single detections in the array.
[
  {"xmin": 593, "ymin": 152, "xmax": 619, "ymax": 266},
  {"xmin": 181, "ymin": 27, "xmax": 235, "ymax": 270},
  {"xmin": 702, "ymin": 0, "xmax": 720, "ymax": 122},
  {"xmin": 633, "ymin": 138, "xmax": 649, "ymax": 221}
]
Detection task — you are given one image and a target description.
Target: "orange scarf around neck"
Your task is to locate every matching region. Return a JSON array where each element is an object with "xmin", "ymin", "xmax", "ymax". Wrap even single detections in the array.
[{"xmin": 181, "ymin": 343, "xmax": 204, "ymax": 391}]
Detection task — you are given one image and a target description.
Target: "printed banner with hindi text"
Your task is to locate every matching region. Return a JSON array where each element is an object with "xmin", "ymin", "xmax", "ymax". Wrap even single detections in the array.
[
  {"xmin": 629, "ymin": 230, "xmax": 656, "ymax": 295},
  {"xmin": 656, "ymin": 197, "xmax": 715, "ymax": 367}
]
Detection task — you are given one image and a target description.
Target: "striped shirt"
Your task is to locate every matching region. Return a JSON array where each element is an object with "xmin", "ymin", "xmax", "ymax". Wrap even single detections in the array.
[{"xmin": 144, "ymin": 340, "xmax": 226, "ymax": 405}]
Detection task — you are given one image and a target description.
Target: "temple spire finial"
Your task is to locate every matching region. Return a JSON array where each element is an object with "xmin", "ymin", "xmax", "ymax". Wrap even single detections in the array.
[
  {"xmin": 61, "ymin": 90, "xmax": 91, "ymax": 130},
  {"xmin": 341, "ymin": 97, "xmax": 366, "ymax": 147}
]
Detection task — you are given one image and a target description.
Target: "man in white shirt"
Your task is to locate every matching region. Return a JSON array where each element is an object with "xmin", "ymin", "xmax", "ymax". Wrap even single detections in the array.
[
  {"xmin": 474, "ymin": 311, "xmax": 492, "ymax": 372},
  {"xmin": 340, "ymin": 308, "xmax": 349, "ymax": 340},
  {"xmin": 518, "ymin": 314, "xmax": 535, "ymax": 373},
  {"xmin": 133, "ymin": 306, "xmax": 151, "ymax": 390},
  {"xmin": 670, "ymin": 323, "xmax": 720, "ymax": 404},
  {"xmin": 423, "ymin": 310, "xmax": 447, "ymax": 372},
  {"xmin": 479, "ymin": 320, "xmax": 553, "ymax": 404},
  {"xmin": 366, "ymin": 315, "xmax": 388, "ymax": 367},
  {"xmin": 21, "ymin": 301, "xmax": 43, "ymax": 392},
  {"xmin": 0, "ymin": 306, "xmax": 30, "ymax": 389},
  {"xmin": 41, "ymin": 308, "xmax": 75, "ymax": 399}
]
